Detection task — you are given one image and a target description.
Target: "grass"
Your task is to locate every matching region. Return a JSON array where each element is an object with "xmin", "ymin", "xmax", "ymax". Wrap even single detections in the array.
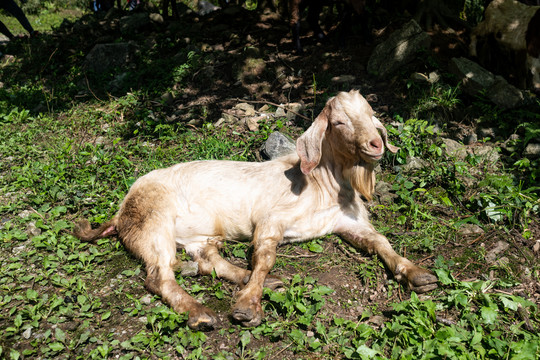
[{"xmin": 1, "ymin": 2, "xmax": 540, "ymax": 359}]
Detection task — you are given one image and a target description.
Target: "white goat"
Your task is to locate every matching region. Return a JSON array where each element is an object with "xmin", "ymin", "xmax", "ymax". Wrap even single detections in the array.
[
  {"xmin": 74, "ymin": 90, "xmax": 438, "ymax": 330},
  {"xmin": 470, "ymin": 0, "xmax": 540, "ymax": 91}
]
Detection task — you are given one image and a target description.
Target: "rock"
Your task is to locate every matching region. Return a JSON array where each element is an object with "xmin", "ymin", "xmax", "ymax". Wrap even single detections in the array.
[
  {"xmin": 428, "ymin": 71, "xmax": 440, "ymax": 84},
  {"xmin": 367, "ymin": 20, "xmax": 431, "ymax": 78},
  {"xmin": 463, "ymin": 133, "xmax": 477, "ymax": 145},
  {"xmin": 197, "ymin": 0, "xmax": 220, "ymax": 15},
  {"xmin": 486, "ymin": 241, "xmax": 510, "ymax": 263},
  {"xmin": 18, "ymin": 210, "xmax": 32, "ymax": 219},
  {"xmin": 275, "ymin": 107, "xmax": 287, "ymax": 118},
  {"xmin": 449, "ymin": 57, "xmax": 524, "ymax": 109},
  {"xmin": 84, "ymin": 43, "xmax": 136, "ymax": 73},
  {"xmin": 442, "ymin": 138, "xmax": 467, "ymax": 159},
  {"xmin": 368, "ymin": 315, "xmax": 385, "ymax": 326},
  {"xmin": 149, "ymin": 13, "xmax": 164, "ymax": 24},
  {"xmin": 109, "ymin": 72, "xmax": 129, "ymax": 92},
  {"xmin": 233, "ymin": 103, "xmax": 256, "ymax": 116},
  {"xmin": 523, "ymin": 143, "xmax": 540, "ymax": 158},
  {"xmin": 477, "ymin": 127, "xmax": 497, "ymax": 140},
  {"xmin": 119, "ymin": 12, "xmax": 151, "ymax": 35},
  {"xmin": 401, "ymin": 156, "xmax": 429, "ymax": 172},
  {"xmin": 331, "ymin": 75, "xmax": 356, "ymax": 84},
  {"xmin": 245, "ymin": 116, "xmax": 262, "ymax": 131},
  {"xmin": 187, "ymin": 118, "xmax": 203, "ymax": 127},
  {"xmin": 374, "ymin": 181, "xmax": 396, "ymax": 204},
  {"xmin": 220, "ymin": 113, "xmax": 238, "ymax": 124},
  {"xmin": 457, "ymin": 224, "xmax": 484, "ymax": 236},
  {"xmin": 533, "ymin": 240, "xmax": 540, "ymax": 254},
  {"xmin": 285, "ymin": 102, "xmax": 304, "ymax": 120},
  {"xmin": 140, "ymin": 294, "xmax": 153, "ymax": 305},
  {"xmin": 262, "ymin": 132, "xmax": 296, "ymax": 160},
  {"xmin": 473, "ymin": 145, "xmax": 500, "ymax": 163},
  {"xmin": 180, "ymin": 261, "xmax": 198, "ymax": 277},
  {"xmin": 160, "ymin": 92, "xmax": 174, "ymax": 106},
  {"xmin": 26, "ymin": 222, "xmax": 41, "ymax": 238},
  {"xmin": 22, "ymin": 327, "xmax": 32, "ymax": 339}
]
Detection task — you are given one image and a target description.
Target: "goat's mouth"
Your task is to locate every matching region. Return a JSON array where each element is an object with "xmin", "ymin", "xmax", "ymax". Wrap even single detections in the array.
[{"xmin": 361, "ymin": 151, "xmax": 384, "ymax": 162}]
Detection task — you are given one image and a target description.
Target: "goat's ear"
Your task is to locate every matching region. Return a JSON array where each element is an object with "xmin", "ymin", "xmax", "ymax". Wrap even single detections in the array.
[
  {"xmin": 372, "ymin": 116, "xmax": 399, "ymax": 153},
  {"xmin": 297, "ymin": 106, "xmax": 330, "ymax": 175}
]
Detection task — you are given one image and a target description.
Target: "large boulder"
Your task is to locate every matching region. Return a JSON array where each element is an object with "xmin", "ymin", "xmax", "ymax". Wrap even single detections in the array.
[
  {"xmin": 84, "ymin": 42, "xmax": 137, "ymax": 73},
  {"xmin": 449, "ymin": 57, "xmax": 524, "ymax": 109},
  {"xmin": 367, "ymin": 20, "xmax": 431, "ymax": 78}
]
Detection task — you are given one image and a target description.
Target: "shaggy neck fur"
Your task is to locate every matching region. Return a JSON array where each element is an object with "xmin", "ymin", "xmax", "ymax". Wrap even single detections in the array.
[
  {"xmin": 342, "ymin": 162, "xmax": 376, "ymax": 201},
  {"xmin": 314, "ymin": 141, "xmax": 377, "ymax": 203}
]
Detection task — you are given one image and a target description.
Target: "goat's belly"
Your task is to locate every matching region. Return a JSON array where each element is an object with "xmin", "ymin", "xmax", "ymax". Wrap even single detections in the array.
[{"xmin": 281, "ymin": 207, "xmax": 341, "ymax": 243}]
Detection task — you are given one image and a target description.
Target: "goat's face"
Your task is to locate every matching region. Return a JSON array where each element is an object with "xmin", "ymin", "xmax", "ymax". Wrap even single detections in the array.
[
  {"xmin": 297, "ymin": 90, "xmax": 398, "ymax": 175},
  {"xmin": 327, "ymin": 91, "xmax": 389, "ymax": 164}
]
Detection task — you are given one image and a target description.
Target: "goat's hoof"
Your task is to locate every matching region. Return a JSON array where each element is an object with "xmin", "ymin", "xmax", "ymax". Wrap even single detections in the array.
[
  {"xmin": 187, "ymin": 307, "xmax": 218, "ymax": 331},
  {"xmin": 232, "ymin": 307, "xmax": 263, "ymax": 327},
  {"xmin": 232, "ymin": 298, "xmax": 263, "ymax": 327},
  {"xmin": 396, "ymin": 264, "xmax": 438, "ymax": 294},
  {"xmin": 408, "ymin": 270, "xmax": 438, "ymax": 294}
]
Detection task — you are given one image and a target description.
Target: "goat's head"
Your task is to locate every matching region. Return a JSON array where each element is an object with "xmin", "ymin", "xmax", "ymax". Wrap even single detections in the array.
[{"xmin": 297, "ymin": 90, "xmax": 398, "ymax": 175}]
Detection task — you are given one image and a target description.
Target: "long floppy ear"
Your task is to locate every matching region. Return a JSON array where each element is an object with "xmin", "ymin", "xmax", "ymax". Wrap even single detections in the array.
[
  {"xmin": 296, "ymin": 104, "xmax": 331, "ymax": 175},
  {"xmin": 372, "ymin": 116, "xmax": 399, "ymax": 154}
]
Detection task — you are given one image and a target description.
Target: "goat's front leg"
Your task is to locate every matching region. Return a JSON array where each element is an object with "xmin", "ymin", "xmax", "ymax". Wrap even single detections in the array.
[
  {"xmin": 336, "ymin": 221, "xmax": 437, "ymax": 293},
  {"xmin": 232, "ymin": 224, "xmax": 281, "ymax": 327}
]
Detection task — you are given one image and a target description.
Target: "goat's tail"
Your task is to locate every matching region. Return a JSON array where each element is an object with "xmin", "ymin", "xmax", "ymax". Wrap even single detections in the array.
[{"xmin": 73, "ymin": 216, "xmax": 118, "ymax": 243}]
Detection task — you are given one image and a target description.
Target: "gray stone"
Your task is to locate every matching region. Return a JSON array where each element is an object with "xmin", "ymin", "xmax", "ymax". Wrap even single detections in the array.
[
  {"xmin": 442, "ymin": 138, "xmax": 467, "ymax": 159},
  {"xmin": 160, "ymin": 92, "xmax": 174, "ymax": 106},
  {"xmin": 473, "ymin": 145, "xmax": 500, "ymax": 163},
  {"xmin": 477, "ymin": 127, "xmax": 497, "ymax": 140},
  {"xmin": 486, "ymin": 241, "xmax": 510, "ymax": 263},
  {"xmin": 149, "ymin": 13, "xmax": 164, "ymax": 24},
  {"xmin": 523, "ymin": 143, "xmax": 540, "ymax": 158},
  {"xmin": 401, "ymin": 156, "xmax": 429, "ymax": 172},
  {"xmin": 449, "ymin": 57, "xmax": 523, "ymax": 109},
  {"xmin": 84, "ymin": 43, "xmax": 136, "ymax": 73},
  {"xmin": 275, "ymin": 107, "xmax": 287, "ymax": 118},
  {"xmin": 428, "ymin": 71, "xmax": 440, "ymax": 84},
  {"xmin": 285, "ymin": 102, "xmax": 304, "ymax": 120},
  {"xmin": 180, "ymin": 261, "xmax": 199, "ymax": 277},
  {"xmin": 375, "ymin": 181, "xmax": 397, "ymax": 204},
  {"xmin": 245, "ymin": 116, "xmax": 263, "ymax": 132},
  {"xmin": 119, "ymin": 13, "xmax": 151, "ymax": 35},
  {"xmin": 198, "ymin": 0, "xmax": 220, "ymax": 15},
  {"xmin": 18, "ymin": 210, "xmax": 32, "ymax": 218},
  {"xmin": 457, "ymin": 224, "xmax": 484, "ymax": 236},
  {"xmin": 463, "ymin": 133, "xmax": 477, "ymax": 145},
  {"xmin": 234, "ymin": 103, "xmax": 256, "ymax": 116},
  {"xmin": 262, "ymin": 132, "xmax": 296, "ymax": 160},
  {"xmin": 109, "ymin": 72, "xmax": 129, "ymax": 92},
  {"xmin": 26, "ymin": 222, "xmax": 41, "ymax": 238},
  {"xmin": 331, "ymin": 75, "xmax": 356, "ymax": 84},
  {"xmin": 489, "ymin": 76, "xmax": 525, "ymax": 109},
  {"xmin": 22, "ymin": 327, "xmax": 32, "ymax": 339},
  {"xmin": 367, "ymin": 20, "xmax": 431, "ymax": 78},
  {"xmin": 140, "ymin": 294, "xmax": 153, "ymax": 305}
]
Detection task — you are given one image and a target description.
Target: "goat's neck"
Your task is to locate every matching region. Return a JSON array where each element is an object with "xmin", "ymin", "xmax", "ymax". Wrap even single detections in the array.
[{"xmin": 316, "ymin": 140, "xmax": 375, "ymax": 202}]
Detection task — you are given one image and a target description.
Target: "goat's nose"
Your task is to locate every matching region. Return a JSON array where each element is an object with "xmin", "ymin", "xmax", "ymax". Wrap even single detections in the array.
[{"xmin": 369, "ymin": 138, "xmax": 383, "ymax": 151}]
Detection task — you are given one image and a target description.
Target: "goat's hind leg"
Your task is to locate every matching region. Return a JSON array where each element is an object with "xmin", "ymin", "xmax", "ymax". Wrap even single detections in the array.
[
  {"xmin": 126, "ymin": 233, "xmax": 218, "ymax": 330},
  {"xmin": 338, "ymin": 226, "xmax": 438, "ymax": 293}
]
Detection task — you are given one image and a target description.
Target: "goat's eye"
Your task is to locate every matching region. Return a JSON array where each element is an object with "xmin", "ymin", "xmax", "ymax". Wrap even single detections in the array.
[{"xmin": 334, "ymin": 122, "xmax": 345, "ymax": 127}]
